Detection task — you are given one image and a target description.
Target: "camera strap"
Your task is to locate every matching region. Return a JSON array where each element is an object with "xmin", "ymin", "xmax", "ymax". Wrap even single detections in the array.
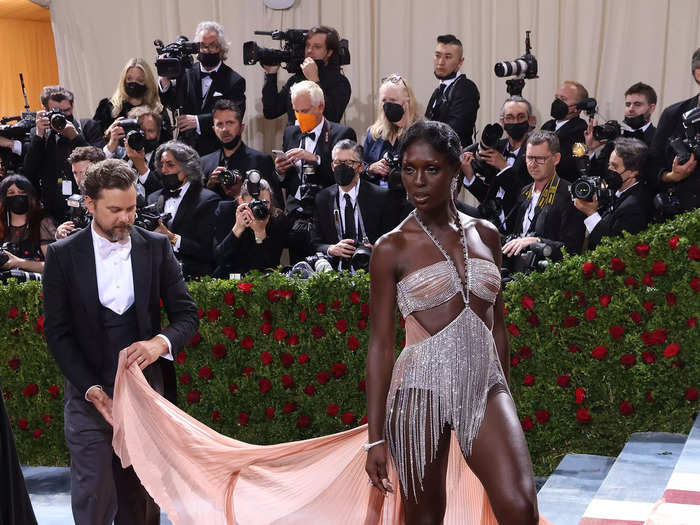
[{"xmin": 333, "ymin": 189, "xmax": 366, "ymax": 242}]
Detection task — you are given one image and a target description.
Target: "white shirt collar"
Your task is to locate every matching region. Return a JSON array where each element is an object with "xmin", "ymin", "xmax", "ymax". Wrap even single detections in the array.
[
  {"xmin": 200, "ymin": 62, "xmax": 222, "ymax": 74},
  {"xmin": 339, "ymin": 178, "xmax": 360, "ymax": 202},
  {"xmin": 616, "ymin": 181, "xmax": 639, "ymax": 198},
  {"xmin": 91, "ymin": 221, "xmax": 131, "ymax": 260},
  {"xmin": 439, "ymin": 73, "xmax": 462, "ymax": 89}
]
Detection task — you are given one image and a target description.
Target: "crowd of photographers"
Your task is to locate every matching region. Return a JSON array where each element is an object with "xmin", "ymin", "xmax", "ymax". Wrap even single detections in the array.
[{"xmin": 0, "ymin": 20, "xmax": 698, "ymax": 283}]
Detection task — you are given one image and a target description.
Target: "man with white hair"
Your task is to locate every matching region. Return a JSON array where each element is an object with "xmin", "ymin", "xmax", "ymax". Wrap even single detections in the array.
[{"xmin": 159, "ymin": 21, "xmax": 246, "ymax": 156}]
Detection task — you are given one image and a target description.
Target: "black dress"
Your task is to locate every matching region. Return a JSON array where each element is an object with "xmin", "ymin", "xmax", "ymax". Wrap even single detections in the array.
[{"xmin": 93, "ymin": 98, "xmax": 173, "ymax": 141}]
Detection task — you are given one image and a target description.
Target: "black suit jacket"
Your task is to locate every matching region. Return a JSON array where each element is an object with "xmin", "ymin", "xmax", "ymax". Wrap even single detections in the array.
[
  {"xmin": 311, "ymin": 181, "xmax": 392, "ymax": 256},
  {"xmin": 588, "ymin": 183, "xmax": 652, "ymax": 250},
  {"xmin": 42, "ymin": 226, "xmax": 199, "ymax": 402},
  {"xmin": 589, "ymin": 124, "xmax": 656, "ymax": 186},
  {"xmin": 511, "ymin": 176, "xmax": 586, "ymax": 256},
  {"xmin": 425, "ymin": 74, "xmax": 480, "ymax": 147},
  {"xmin": 541, "ymin": 117, "xmax": 587, "ymax": 182},
  {"xmin": 160, "ymin": 62, "xmax": 246, "ymax": 156},
  {"xmin": 279, "ymin": 119, "xmax": 357, "ymax": 200},
  {"xmin": 148, "ymin": 183, "xmax": 221, "ymax": 278}
]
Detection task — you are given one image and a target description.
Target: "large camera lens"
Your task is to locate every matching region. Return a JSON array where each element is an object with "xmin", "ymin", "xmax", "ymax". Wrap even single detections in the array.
[
  {"xmin": 351, "ymin": 245, "xmax": 372, "ymax": 272},
  {"xmin": 494, "ymin": 59, "xmax": 528, "ymax": 78},
  {"xmin": 249, "ymin": 199, "xmax": 269, "ymax": 220},
  {"xmin": 479, "ymin": 123, "xmax": 503, "ymax": 150},
  {"xmin": 592, "ymin": 120, "xmax": 621, "ymax": 142},
  {"xmin": 126, "ymin": 130, "xmax": 145, "ymax": 150},
  {"xmin": 570, "ymin": 177, "xmax": 597, "ymax": 201},
  {"xmin": 50, "ymin": 112, "xmax": 67, "ymax": 131}
]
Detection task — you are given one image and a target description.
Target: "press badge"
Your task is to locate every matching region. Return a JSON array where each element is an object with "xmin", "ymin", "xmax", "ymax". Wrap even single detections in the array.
[{"xmin": 61, "ymin": 179, "xmax": 72, "ymax": 195}]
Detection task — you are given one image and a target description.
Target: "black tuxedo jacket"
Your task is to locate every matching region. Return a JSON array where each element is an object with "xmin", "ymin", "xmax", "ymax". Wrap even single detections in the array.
[
  {"xmin": 113, "ymin": 148, "xmax": 162, "ymax": 199},
  {"xmin": 42, "ymin": 226, "xmax": 199, "ymax": 402},
  {"xmin": 311, "ymin": 181, "xmax": 392, "ymax": 256},
  {"xmin": 588, "ymin": 183, "xmax": 652, "ymax": 250},
  {"xmin": 160, "ymin": 62, "xmax": 246, "ymax": 156},
  {"xmin": 511, "ymin": 176, "xmax": 586, "ymax": 256},
  {"xmin": 279, "ymin": 119, "xmax": 357, "ymax": 200},
  {"xmin": 425, "ymin": 74, "xmax": 480, "ymax": 147},
  {"xmin": 589, "ymin": 124, "xmax": 657, "ymax": 187},
  {"xmin": 541, "ymin": 117, "xmax": 587, "ymax": 182},
  {"xmin": 148, "ymin": 183, "xmax": 220, "ymax": 277}
]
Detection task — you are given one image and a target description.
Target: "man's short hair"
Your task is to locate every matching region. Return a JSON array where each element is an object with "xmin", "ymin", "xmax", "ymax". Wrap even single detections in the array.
[
  {"xmin": 527, "ymin": 130, "xmax": 560, "ymax": 154},
  {"xmin": 309, "ymin": 26, "xmax": 340, "ymax": 56},
  {"xmin": 562, "ymin": 80, "xmax": 588, "ymax": 103},
  {"xmin": 212, "ymin": 99, "xmax": 243, "ymax": 122},
  {"xmin": 83, "ymin": 159, "xmax": 136, "ymax": 200},
  {"xmin": 68, "ymin": 146, "xmax": 106, "ymax": 165},
  {"xmin": 692, "ymin": 48, "xmax": 700, "ymax": 76},
  {"xmin": 500, "ymin": 95, "xmax": 533, "ymax": 118},
  {"xmin": 332, "ymin": 139, "xmax": 363, "ymax": 162},
  {"xmin": 624, "ymin": 82, "xmax": 657, "ymax": 106},
  {"xmin": 127, "ymin": 106, "xmax": 163, "ymax": 131},
  {"xmin": 194, "ymin": 21, "xmax": 230, "ymax": 61},
  {"xmin": 290, "ymin": 80, "xmax": 325, "ymax": 107},
  {"xmin": 613, "ymin": 137, "xmax": 648, "ymax": 174},
  {"xmin": 437, "ymin": 34, "xmax": 463, "ymax": 55},
  {"xmin": 154, "ymin": 141, "xmax": 204, "ymax": 185},
  {"xmin": 40, "ymin": 85, "xmax": 74, "ymax": 109}
]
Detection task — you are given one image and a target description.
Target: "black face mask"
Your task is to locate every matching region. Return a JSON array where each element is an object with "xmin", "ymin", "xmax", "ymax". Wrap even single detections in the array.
[
  {"xmin": 161, "ymin": 173, "xmax": 182, "ymax": 191},
  {"xmin": 221, "ymin": 134, "xmax": 241, "ymax": 150},
  {"xmin": 503, "ymin": 121, "xmax": 529, "ymax": 141},
  {"xmin": 6, "ymin": 195, "xmax": 29, "ymax": 215},
  {"xmin": 143, "ymin": 138, "xmax": 158, "ymax": 153},
  {"xmin": 434, "ymin": 70, "xmax": 457, "ymax": 81},
  {"xmin": 623, "ymin": 114, "xmax": 647, "ymax": 130},
  {"xmin": 333, "ymin": 164, "xmax": 356, "ymax": 186},
  {"xmin": 604, "ymin": 169, "xmax": 624, "ymax": 192},
  {"xmin": 383, "ymin": 102, "xmax": 404, "ymax": 123},
  {"xmin": 124, "ymin": 82, "xmax": 147, "ymax": 98},
  {"xmin": 198, "ymin": 52, "xmax": 221, "ymax": 68},
  {"xmin": 550, "ymin": 98, "xmax": 570, "ymax": 120}
]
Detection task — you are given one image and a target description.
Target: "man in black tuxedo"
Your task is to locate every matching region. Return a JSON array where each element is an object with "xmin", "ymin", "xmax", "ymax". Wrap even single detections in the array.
[
  {"xmin": 425, "ymin": 34, "xmax": 480, "ymax": 147},
  {"xmin": 575, "ymin": 138, "xmax": 652, "ymax": 251},
  {"xmin": 311, "ymin": 140, "xmax": 392, "ymax": 270},
  {"xmin": 159, "ymin": 21, "xmax": 246, "ymax": 157},
  {"xmin": 461, "ymin": 96, "xmax": 535, "ymax": 233},
  {"xmin": 541, "ymin": 81, "xmax": 589, "ymax": 182},
  {"xmin": 43, "ymin": 159, "xmax": 198, "ymax": 525},
  {"xmin": 503, "ymin": 131, "xmax": 585, "ymax": 259},
  {"xmin": 148, "ymin": 141, "xmax": 220, "ymax": 278},
  {"xmin": 261, "ymin": 25, "xmax": 351, "ymax": 125},
  {"xmin": 200, "ymin": 99, "xmax": 281, "ymax": 204}
]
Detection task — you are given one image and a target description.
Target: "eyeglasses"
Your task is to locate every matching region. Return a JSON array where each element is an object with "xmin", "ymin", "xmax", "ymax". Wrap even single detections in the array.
[
  {"xmin": 525, "ymin": 155, "xmax": 552, "ymax": 165},
  {"xmin": 199, "ymin": 42, "xmax": 221, "ymax": 52},
  {"xmin": 332, "ymin": 159, "xmax": 361, "ymax": 168}
]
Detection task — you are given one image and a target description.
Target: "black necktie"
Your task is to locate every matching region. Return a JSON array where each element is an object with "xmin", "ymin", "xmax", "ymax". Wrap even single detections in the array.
[
  {"xmin": 623, "ymin": 129, "xmax": 645, "ymax": 141},
  {"xmin": 201, "ymin": 70, "xmax": 217, "ymax": 79},
  {"xmin": 428, "ymin": 83, "xmax": 447, "ymax": 118},
  {"xmin": 163, "ymin": 188, "xmax": 181, "ymax": 200},
  {"xmin": 344, "ymin": 194, "xmax": 356, "ymax": 240},
  {"xmin": 302, "ymin": 132, "xmax": 316, "ymax": 142}
]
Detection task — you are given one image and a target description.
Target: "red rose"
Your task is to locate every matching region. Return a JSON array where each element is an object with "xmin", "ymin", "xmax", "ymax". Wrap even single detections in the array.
[
  {"xmin": 576, "ymin": 407, "xmax": 591, "ymax": 424},
  {"xmin": 347, "ymin": 336, "xmax": 360, "ymax": 350},
  {"xmin": 234, "ymin": 307, "xmax": 248, "ymax": 319},
  {"xmin": 341, "ymin": 412, "xmax": 355, "ymax": 425},
  {"xmin": 224, "ymin": 291, "xmax": 235, "ymax": 306},
  {"xmin": 521, "ymin": 416, "xmax": 534, "ymax": 431},
  {"xmin": 575, "ymin": 387, "xmax": 586, "ymax": 404},
  {"xmin": 297, "ymin": 415, "xmax": 310, "ymax": 428},
  {"xmin": 180, "ymin": 374, "xmax": 192, "ymax": 384},
  {"xmin": 687, "ymin": 317, "xmax": 697, "ymax": 327},
  {"xmin": 35, "ymin": 316, "xmax": 44, "ymax": 334},
  {"xmin": 22, "ymin": 384, "xmax": 38, "ymax": 397},
  {"xmin": 188, "ymin": 332, "xmax": 202, "ymax": 346},
  {"xmin": 568, "ymin": 344, "xmax": 581, "ymax": 353},
  {"xmin": 599, "ymin": 294, "xmax": 612, "ymax": 307},
  {"xmin": 212, "ymin": 410, "xmax": 221, "ymax": 422},
  {"xmin": 260, "ymin": 323, "xmax": 273, "ymax": 335},
  {"xmin": 8, "ymin": 357, "xmax": 20, "ymax": 370},
  {"xmin": 304, "ymin": 384, "xmax": 315, "ymax": 396},
  {"xmin": 197, "ymin": 308, "xmax": 204, "ymax": 318},
  {"xmin": 575, "ymin": 292, "xmax": 587, "ymax": 306},
  {"xmin": 335, "ymin": 319, "xmax": 348, "ymax": 333},
  {"xmin": 685, "ymin": 388, "xmax": 699, "ymax": 402},
  {"xmin": 207, "ymin": 307, "xmax": 220, "ymax": 322},
  {"xmin": 198, "ymin": 366, "xmax": 213, "ymax": 380},
  {"xmin": 311, "ymin": 325, "xmax": 325, "ymax": 339},
  {"xmin": 331, "ymin": 299, "xmax": 341, "ymax": 311},
  {"xmin": 691, "ymin": 278, "xmax": 700, "ymax": 292},
  {"xmin": 259, "ymin": 377, "xmax": 272, "ymax": 393},
  {"xmin": 17, "ymin": 419, "xmax": 28, "ymax": 430},
  {"xmin": 186, "ymin": 390, "xmax": 201, "ymax": 404},
  {"xmin": 641, "ymin": 329, "xmax": 667, "ymax": 345},
  {"xmin": 242, "ymin": 367, "xmax": 254, "ymax": 377},
  {"xmin": 229, "ymin": 384, "xmax": 239, "ymax": 394},
  {"xmin": 357, "ymin": 319, "xmax": 367, "ymax": 330},
  {"xmin": 239, "ymin": 336, "xmax": 254, "ymax": 350},
  {"xmin": 526, "ymin": 313, "xmax": 540, "ymax": 327},
  {"xmin": 610, "ymin": 257, "xmax": 626, "ymax": 273},
  {"xmin": 273, "ymin": 328, "xmax": 288, "ymax": 341},
  {"xmin": 33, "ymin": 429, "xmax": 42, "ymax": 439},
  {"xmin": 283, "ymin": 402, "xmax": 297, "ymax": 413},
  {"xmin": 507, "ymin": 323, "xmax": 520, "ymax": 336},
  {"xmin": 281, "ymin": 374, "xmax": 295, "ymax": 388},
  {"xmin": 563, "ymin": 289, "xmax": 571, "ymax": 298},
  {"xmin": 358, "ymin": 379, "xmax": 366, "ymax": 391},
  {"xmin": 591, "ymin": 345, "xmax": 608, "ymax": 360},
  {"xmin": 280, "ymin": 289, "xmax": 293, "ymax": 299},
  {"xmin": 669, "ymin": 235, "xmax": 680, "ymax": 250},
  {"xmin": 652, "ymin": 261, "xmax": 667, "ymax": 276},
  {"xmin": 298, "ymin": 353, "xmax": 309, "ymax": 364},
  {"xmin": 521, "ymin": 295, "xmax": 535, "ymax": 311},
  {"xmin": 211, "ymin": 344, "xmax": 227, "ymax": 359},
  {"xmin": 237, "ymin": 282, "xmax": 253, "ymax": 294},
  {"xmin": 646, "ymin": 390, "xmax": 655, "ymax": 403},
  {"xmin": 316, "ymin": 303, "xmax": 326, "ymax": 314},
  {"xmin": 642, "ymin": 273, "xmax": 655, "ymax": 286},
  {"xmin": 564, "ymin": 316, "xmax": 579, "ymax": 328},
  {"xmin": 360, "ymin": 416, "xmax": 368, "ymax": 425},
  {"xmin": 265, "ymin": 407, "xmax": 276, "ymax": 419},
  {"xmin": 664, "ymin": 343, "xmax": 680, "ymax": 358},
  {"xmin": 535, "ymin": 410, "xmax": 550, "ymax": 424},
  {"xmin": 518, "ymin": 346, "xmax": 533, "ymax": 360},
  {"xmin": 280, "ymin": 353, "xmax": 294, "ymax": 368},
  {"xmin": 585, "ymin": 306, "xmax": 597, "ymax": 321},
  {"xmin": 609, "ymin": 325, "xmax": 625, "ymax": 339},
  {"xmin": 261, "ymin": 352, "xmax": 273, "ymax": 365},
  {"xmin": 299, "ymin": 309, "xmax": 308, "ymax": 323},
  {"xmin": 332, "ymin": 362, "xmax": 347, "ymax": 379},
  {"xmin": 582, "ymin": 261, "xmax": 596, "ymax": 277},
  {"xmin": 619, "ymin": 401, "xmax": 634, "ymax": 416},
  {"xmin": 267, "ymin": 289, "xmax": 280, "ymax": 303},
  {"xmin": 349, "ymin": 291, "xmax": 361, "ymax": 304},
  {"xmin": 635, "ymin": 243, "xmax": 650, "ymax": 257},
  {"xmin": 624, "ymin": 276, "xmax": 638, "ymax": 288},
  {"xmin": 510, "ymin": 356, "xmax": 520, "ymax": 368},
  {"xmin": 327, "ymin": 404, "xmax": 340, "ymax": 417},
  {"xmin": 41, "ymin": 414, "xmax": 52, "ymax": 426},
  {"xmin": 222, "ymin": 326, "xmax": 237, "ymax": 341},
  {"xmin": 643, "ymin": 301, "xmax": 654, "ymax": 313},
  {"xmin": 596, "ymin": 268, "xmax": 606, "ymax": 279},
  {"xmin": 630, "ymin": 312, "xmax": 642, "ymax": 325},
  {"xmin": 8, "ymin": 306, "xmax": 18, "ymax": 318},
  {"xmin": 316, "ymin": 371, "xmax": 331, "ymax": 385},
  {"xmin": 360, "ymin": 303, "xmax": 370, "ymax": 316},
  {"xmin": 620, "ymin": 353, "xmax": 636, "ymax": 368},
  {"xmin": 262, "ymin": 310, "xmax": 273, "ymax": 322},
  {"xmin": 642, "ymin": 350, "xmax": 657, "ymax": 364},
  {"xmin": 557, "ymin": 375, "xmax": 570, "ymax": 388},
  {"xmin": 48, "ymin": 385, "xmax": 60, "ymax": 398},
  {"xmin": 688, "ymin": 245, "xmax": 700, "ymax": 260},
  {"xmin": 286, "ymin": 333, "xmax": 300, "ymax": 346},
  {"xmin": 666, "ymin": 293, "xmax": 676, "ymax": 307},
  {"xmin": 238, "ymin": 412, "xmax": 249, "ymax": 426},
  {"xmin": 523, "ymin": 374, "xmax": 535, "ymax": 386}
]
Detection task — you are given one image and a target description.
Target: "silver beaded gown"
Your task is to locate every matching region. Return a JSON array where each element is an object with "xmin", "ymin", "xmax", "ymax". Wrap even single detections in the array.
[{"xmin": 386, "ymin": 213, "xmax": 509, "ymax": 499}]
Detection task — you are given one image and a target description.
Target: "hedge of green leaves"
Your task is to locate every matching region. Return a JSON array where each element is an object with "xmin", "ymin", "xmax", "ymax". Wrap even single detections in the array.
[{"xmin": 1, "ymin": 211, "xmax": 698, "ymax": 475}]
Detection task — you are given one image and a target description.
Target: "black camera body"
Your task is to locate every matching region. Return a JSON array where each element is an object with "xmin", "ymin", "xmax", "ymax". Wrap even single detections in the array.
[
  {"xmin": 47, "ymin": 108, "xmax": 67, "ymax": 132},
  {"xmin": 154, "ymin": 37, "xmax": 200, "ymax": 79},
  {"xmin": 494, "ymin": 31, "xmax": 537, "ymax": 96},
  {"xmin": 116, "ymin": 119, "xmax": 145, "ymax": 150},
  {"xmin": 135, "ymin": 203, "xmax": 172, "ymax": 231},
  {"xmin": 593, "ymin": 119, "xmax": 621, "ymax": 142},
  {"xmin": 464, "ymin": 123, "xmax": 504, "ymax": 178},
  {"xmin": 569, "ymin": 175, "xmax": 614, "ymax": 214},
  {"xmin": 0, "ymin": 242, "xmax": 19, "ymax": 268},
  {"xmin": 350, "ymin": 237, "xmax": 372, "ymax": 273},
  {"xmin": 381, "ymin": 150, "xmax": 403, "ymax": 191},
  {"xmin": 501, "ymin": 237, "xmax": 553, "ymax": 283},
  {"xmin": 0, "ymin": 112, "xmax": 35, "ymax": 141},
  {"xmin": 219, "ymin": 168, "xmax": 241, "ymax": 187},
  {"xmin": 66, "ymin": 194, "xmax": 92, "ymax": 232}
]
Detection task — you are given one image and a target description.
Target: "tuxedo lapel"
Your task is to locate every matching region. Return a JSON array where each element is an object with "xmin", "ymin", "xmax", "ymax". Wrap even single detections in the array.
[
  {"xmin": 191, "ymin": 68, "xmax": 203, "ymax": 110},
  {"xmin": 70, "ymin": 228, "xmax": 102, "ymax": 331},
  {"xmin": 171, "ymin": 185, "xmax": 199, "ymax": 232},
  {"xmin": 129, "ymin": 228, "xmax": 152, "ymax": 338}
]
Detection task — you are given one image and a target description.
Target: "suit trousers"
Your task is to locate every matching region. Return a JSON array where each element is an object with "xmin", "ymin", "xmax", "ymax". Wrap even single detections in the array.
[{"xmin": 64, "ymin": 306, "xmax": 162, "ymax": 525}]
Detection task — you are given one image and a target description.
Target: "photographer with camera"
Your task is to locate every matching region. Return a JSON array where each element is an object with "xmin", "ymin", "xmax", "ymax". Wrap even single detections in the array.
[
  {"xmin": 148, "ymin": 141, "xmax": 220, "ymax": 278},
  {"xmin": 461, "ymin": 96, "xmax": 535, "ymax": 233},
  {"xmin": 159, "ymin": 22, "xmax": 246, "ymax": 157},
  {"xmin": 200, "ymin": 99, "xmax": 281, "ymax": 204},
  {"xmin": 425, "ymin": 34, "xmax": 480, "ymax": 147},
  {"xmin": 213, "ymin": 173, "xmax": 291, "ymax": 277},
  {"xmin": 503, "ymin": 131, "xmax": 585, "ymax": 260},
  {"xmin": 260, "ymin": 26, "xmax": 351, "ymax": 124},
  {"xmin": 574, "ymin": 137, "xmax": 652, "ymax": 251},
  {"xmin": 311, "ymin": 140, "xmax": 391, "ymax": 272},
  {"xmin": 0, "ymin": 174, "xmax": 56, "ymax": 276}
]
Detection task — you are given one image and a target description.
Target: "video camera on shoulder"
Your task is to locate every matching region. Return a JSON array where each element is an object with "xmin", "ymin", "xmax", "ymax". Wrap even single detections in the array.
[{"xmin": 154, "ymin": 36, "xmax": 200, "ymax": 79}]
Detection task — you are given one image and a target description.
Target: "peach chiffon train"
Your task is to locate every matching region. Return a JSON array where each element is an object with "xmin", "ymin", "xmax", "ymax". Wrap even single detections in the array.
[{"xmin": 111, "ymin": 317, "xmax": 547, "ymax": 524}]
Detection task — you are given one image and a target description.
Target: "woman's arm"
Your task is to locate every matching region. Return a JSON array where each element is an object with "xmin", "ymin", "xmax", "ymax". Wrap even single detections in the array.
[{"xmin": 2, "ymin": 252, "xmax": 44, "ymax": 273}]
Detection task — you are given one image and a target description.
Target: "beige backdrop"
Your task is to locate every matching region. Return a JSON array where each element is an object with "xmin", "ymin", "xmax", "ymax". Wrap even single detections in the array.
[{"xmin": 46, "ymin": 0, "xmax": 700, "ymax": 155}]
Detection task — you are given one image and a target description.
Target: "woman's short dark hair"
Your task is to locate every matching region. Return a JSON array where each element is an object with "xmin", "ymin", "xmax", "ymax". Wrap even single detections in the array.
[
  {"xmin": 398, "ymin": 120, "xmax": 462, "ymax": 168},
  {"xmin": 82, "ymin": 159, "xmax": 137, "ymax": 200},
  {"xmin": 0, "ymin": 174, "xmax": 43, "ymax": 242}
]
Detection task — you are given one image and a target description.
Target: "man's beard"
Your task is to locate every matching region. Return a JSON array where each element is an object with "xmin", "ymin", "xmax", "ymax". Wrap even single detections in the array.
[{"xmin": 96, "ymin": 218, "xmax": 133, "ymax": 241}]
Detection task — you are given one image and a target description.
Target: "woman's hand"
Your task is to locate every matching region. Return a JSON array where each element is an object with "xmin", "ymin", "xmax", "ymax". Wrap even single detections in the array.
[
  {"xmin": 105, "ymin": 117, "xmax": 125, "ymax": 153},
  {"xmin": 368, "ymin": 159, "xmax": 390, "ymax": 177},
  {"xmin": 232, "ymin": 203, "xmax": 255, "ymax": 238},
  {"xmin": 365, "ymin": 444, "xmax": 393, "ymax": 495},
  {"xmin": 1, "ymin": 251, "xmax": 24, "ymax": 270}
]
